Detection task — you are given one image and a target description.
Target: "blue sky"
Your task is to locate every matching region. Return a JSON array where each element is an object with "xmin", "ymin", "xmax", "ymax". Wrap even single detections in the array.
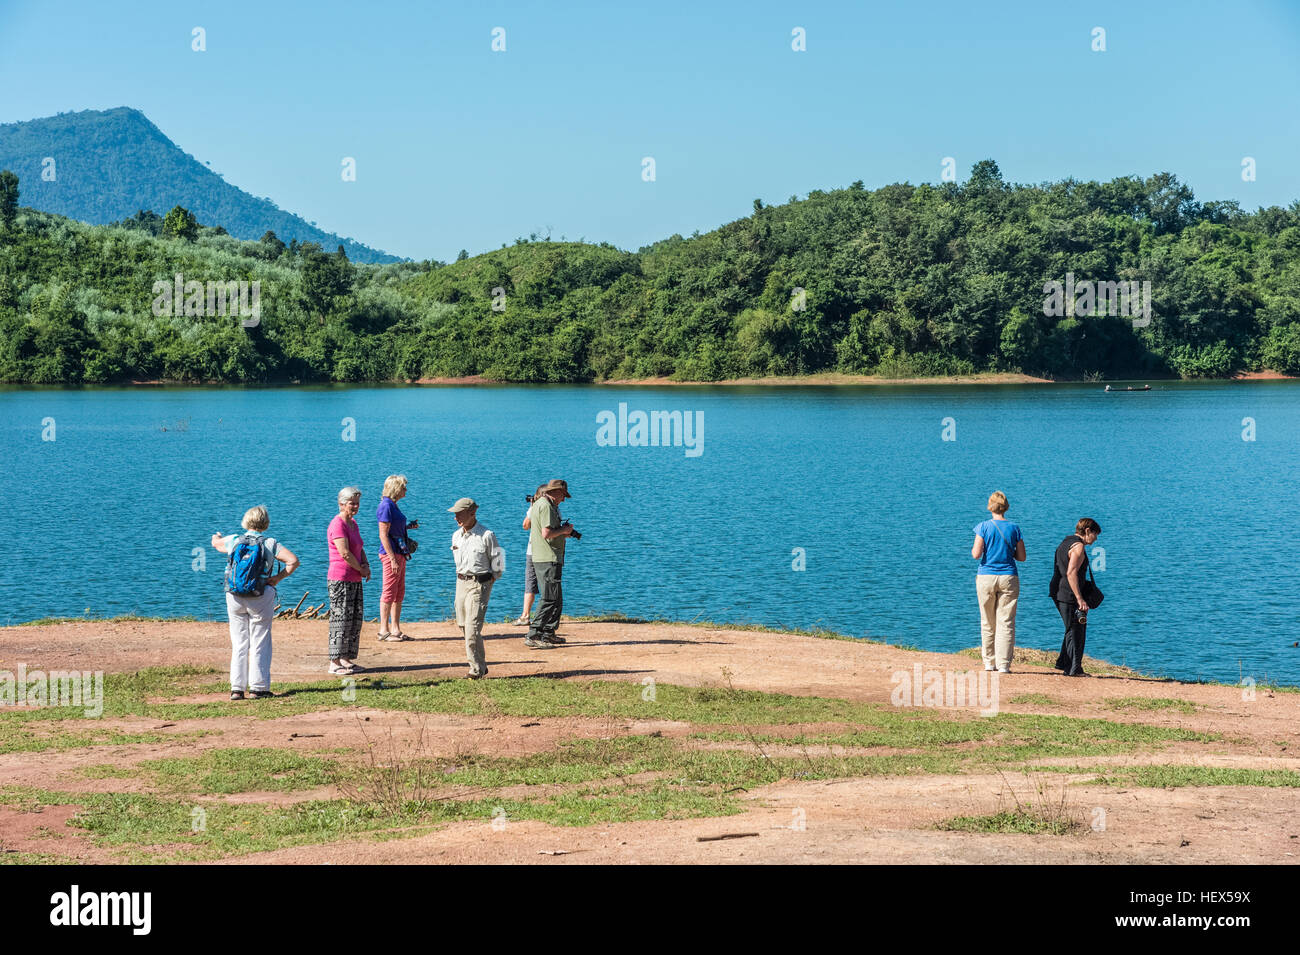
[{"xmin": 2, "ymin": 0, "xmax": 1298, "ymax": 261}]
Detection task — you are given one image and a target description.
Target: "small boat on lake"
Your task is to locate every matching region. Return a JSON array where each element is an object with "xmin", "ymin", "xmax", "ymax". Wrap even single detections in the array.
[{"xmin": 1104, "ymin": 384, "xmax": 1151, "ymax": 392}]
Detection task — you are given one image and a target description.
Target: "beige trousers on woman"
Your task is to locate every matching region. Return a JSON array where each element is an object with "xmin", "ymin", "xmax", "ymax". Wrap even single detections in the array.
[{"xmin": 976, "ymin": 574, "xmax": 1020, "ymax": 671}]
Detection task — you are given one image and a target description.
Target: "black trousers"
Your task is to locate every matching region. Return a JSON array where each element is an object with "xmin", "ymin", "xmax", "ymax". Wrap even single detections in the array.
[
  {"xmin": 1054, "ymin": 599, "xmax": 1087, "ymax": 674},
  {"xmin": 527, "ymin": 561, "xmax": 563, "ymax": 639}
]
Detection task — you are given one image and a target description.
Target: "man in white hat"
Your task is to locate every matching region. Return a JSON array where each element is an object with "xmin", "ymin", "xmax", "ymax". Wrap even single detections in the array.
[
  {"xmin": 448, "ymin": 498, "xmax": 504, "ymax": 678},
  {"xmin": 524, "ymin": 479, "xmax": 577, "ymax": 649}
]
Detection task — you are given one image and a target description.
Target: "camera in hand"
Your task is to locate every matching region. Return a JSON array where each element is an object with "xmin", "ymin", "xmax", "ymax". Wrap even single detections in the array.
[
  {"xmin": 524, "ymin": 494, "xmax": 535, "ymax": 504},
  {"xmin": 564, "ymin": 521, "xmax": 581, "ymax": 541}
]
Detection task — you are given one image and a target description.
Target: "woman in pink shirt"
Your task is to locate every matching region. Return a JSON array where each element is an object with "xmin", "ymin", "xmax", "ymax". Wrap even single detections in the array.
[{"xmin": 327, "ymin": 486, "xmax": 370, "ymax": 675}]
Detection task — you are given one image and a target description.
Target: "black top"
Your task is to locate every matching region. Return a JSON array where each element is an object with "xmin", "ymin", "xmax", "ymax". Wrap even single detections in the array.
[{"xmin": 1051, "ymin": 535, "xmax": 1085, "ymax": 604}]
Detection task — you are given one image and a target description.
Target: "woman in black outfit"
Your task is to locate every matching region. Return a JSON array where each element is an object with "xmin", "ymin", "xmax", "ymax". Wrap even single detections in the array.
[{"xmin": 1052, "ymin": 518, "xmax": 1101, "ymax": 676}]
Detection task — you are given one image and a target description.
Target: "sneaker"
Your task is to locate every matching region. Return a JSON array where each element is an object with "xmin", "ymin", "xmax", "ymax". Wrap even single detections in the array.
[
  {"xmin": 523, "ymin": 637, "xmax": 554, "ymax": 650},
  {"xmin": 997, "ymin": 667, "xmax": 1011, "ymax": 674},
  {"xmin": 983, "ymin": 665, "xmax": 995, "ymax": 672},
  {"xmin": 543, "ymin": 634, "xmax": 566, "ymax": 645},
  {"xmin": 230, "ymin": 691, "xmax": 245, "ymax": 701},
  {"xmin": 467, "ymin": 670, "xmax": 487, "ymax": 680},
  {"xmin": 249, "ymin": 690, "xmax": 274, "ymax": 699}
]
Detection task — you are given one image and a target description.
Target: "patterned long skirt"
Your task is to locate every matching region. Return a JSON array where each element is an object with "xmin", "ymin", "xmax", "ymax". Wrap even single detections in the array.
[{"xmin": 328, "ymin": 579, "xmax": 363, "ymax": 659}]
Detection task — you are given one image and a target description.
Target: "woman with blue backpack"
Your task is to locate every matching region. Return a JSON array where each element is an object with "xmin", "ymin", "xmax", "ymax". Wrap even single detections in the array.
[{"xmin": 212, "ymin": 506, "xmax": 300, "ymax": 701}]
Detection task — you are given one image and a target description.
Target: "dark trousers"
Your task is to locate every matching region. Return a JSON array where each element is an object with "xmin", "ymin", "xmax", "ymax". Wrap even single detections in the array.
[
  {"xmin": 527, "ymin": 561, "xmax": 562, "ymax": 639},
  {"xmin": 1054, "ymin": 599, "xmax": 1087, "ymax": 674}
]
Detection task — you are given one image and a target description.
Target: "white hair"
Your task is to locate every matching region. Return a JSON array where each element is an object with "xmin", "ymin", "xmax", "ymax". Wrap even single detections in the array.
[{"xmin": 338, "ymin": 486, "xmax": 361, "ymax": 504}]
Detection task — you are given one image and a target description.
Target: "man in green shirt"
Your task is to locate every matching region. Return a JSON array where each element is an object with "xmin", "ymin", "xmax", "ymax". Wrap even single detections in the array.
[{"xmin": 524, "ymin": 478, "xmax": 577, "ymax": 648}]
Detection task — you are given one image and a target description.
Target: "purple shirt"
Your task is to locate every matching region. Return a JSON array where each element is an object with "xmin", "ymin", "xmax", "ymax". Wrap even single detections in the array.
[
  {"xmin": 376, "ymin": 496, "xmax": 408, "ymax": 556},
  {"xmin": 328, "ymin": 515, "xmax": 365, "ymax": 582}
]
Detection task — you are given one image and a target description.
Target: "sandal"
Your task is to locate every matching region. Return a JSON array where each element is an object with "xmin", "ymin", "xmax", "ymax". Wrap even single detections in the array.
[
  {"xmin": 377, "ymin": 630, "xmax": 391, "ymax": 641},
  {"xmin": 378, "ymin": 633, "xmax": 402, "ymax": 642},
  {"xmin": 328, "ymin": 663, "xmax": 355, "ymax": 675},
  {"xmin": 512, "ymin": 616, "xmax": 530, "ymax": 626}
]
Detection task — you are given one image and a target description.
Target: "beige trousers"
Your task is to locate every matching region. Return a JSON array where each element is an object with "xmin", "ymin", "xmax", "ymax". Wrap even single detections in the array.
[
  {"xmin": 455, "ymin": 577, "xmax": 493, "ymax": 675},
  {"xmin": 976, "ymin": 574, "xmax": 1019, "ymax": 670}
]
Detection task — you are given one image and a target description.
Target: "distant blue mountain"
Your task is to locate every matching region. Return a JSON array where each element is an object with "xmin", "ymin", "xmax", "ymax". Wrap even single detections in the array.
[{"xmin": 0, "ymin": 107, "xmax": 400, "ymax": 263}]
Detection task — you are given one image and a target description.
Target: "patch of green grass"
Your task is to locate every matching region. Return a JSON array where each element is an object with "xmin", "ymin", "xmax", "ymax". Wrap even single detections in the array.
[
  {"xmin": 958, "ymin": 646, "xmax": 1147, "ymax": 679},
  {"xmin": 937, "ymin": 808, "xmax": 1083, "ymax": 835},
  {"xmin": 1, "ymin": 850, "xmax": 73, "ymax": 864},
  {"xmin": 0, "ymin": 666, "xmax": 221, "ymax": 723},
  {"xmin": 0, "ymin": 780, "xmax": 744, "ymax": 862},
  {"xmin": 0, "ymin": 720, "xmax": 210, "ymax": 755},
  {"xmin": 81, "ymin": 748, "xmax": 335, "ymax": 795},
  {"xmin": 1008, "ymin": 694, "xmax": 1057, "ymax": 706},
  {"xmin": 1073, "ymin": 765, "xmax": 1300, "ymax": 788},
  {"xmin": 1104, "ymin": 697, "xmax": 1197, "ymax": 715},
  {"xmin": 689, "ymin": 707, "xmax": 1213, "ymax": 763}
]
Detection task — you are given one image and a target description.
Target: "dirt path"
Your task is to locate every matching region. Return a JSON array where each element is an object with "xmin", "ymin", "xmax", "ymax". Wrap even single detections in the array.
[{"xmin": 1, "ymin": 618, "xmax": 1297, "ymax": 864}]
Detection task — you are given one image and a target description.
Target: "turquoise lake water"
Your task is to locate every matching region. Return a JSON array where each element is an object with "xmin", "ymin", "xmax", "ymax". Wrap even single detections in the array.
[{"xmin": 2, "ymin": 381, "xmax": 1297, "ymax": 686}]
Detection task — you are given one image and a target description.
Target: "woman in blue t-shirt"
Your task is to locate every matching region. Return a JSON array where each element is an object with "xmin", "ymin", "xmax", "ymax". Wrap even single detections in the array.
[{"xmin": 970, "ymin": 490, "xmax": 1026, "ymax": 673}]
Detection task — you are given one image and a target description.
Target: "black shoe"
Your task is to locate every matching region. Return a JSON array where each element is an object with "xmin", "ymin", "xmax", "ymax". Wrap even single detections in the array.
[
  {"xmin": 249, "ymin": 690, "xmax": 274, "ymax": 699},
  {"xmin": 523, "ymin": 637, "xmax": 553, "ymax": 649},
  {"xmin": 230, "ymin": 691, "xmax": 245, "ymax": 701},
  {"xmin": 543, "ymin": 634, "xmax": 566, "ymax": 645}
]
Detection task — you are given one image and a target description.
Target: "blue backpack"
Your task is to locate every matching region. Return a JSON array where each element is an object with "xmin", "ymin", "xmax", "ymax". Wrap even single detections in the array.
[{"xmin": 225, "ymin": 533, "xmax": 273, "ymax": 597}]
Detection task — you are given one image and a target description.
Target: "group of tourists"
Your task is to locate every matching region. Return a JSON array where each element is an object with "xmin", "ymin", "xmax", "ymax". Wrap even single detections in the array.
[
  {"xmin": 213, "ymin": 476, "xmax": 578, "ymax": 700},
  {"xmin": 971, "ymin": 490, "xmax": 1103, "ymax": 678},
  {"xmin": 215, "ymin": 481, "xmax": 1100, "ymax": 701}
]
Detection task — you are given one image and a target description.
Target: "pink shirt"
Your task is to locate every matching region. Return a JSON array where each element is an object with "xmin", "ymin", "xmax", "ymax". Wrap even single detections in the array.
[{"xmin": 328, "ymin": 515, "xmax": 365, "ymax": 582}]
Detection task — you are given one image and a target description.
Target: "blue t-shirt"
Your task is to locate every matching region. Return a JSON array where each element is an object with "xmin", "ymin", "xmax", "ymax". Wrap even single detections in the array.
[
  {"xmin": 974, "ymin": 519, "xmax": 1021, "ymax": 575},
  {"xmin": 376, "ymin": 496, "xmax": 408, "ymax": 556}
]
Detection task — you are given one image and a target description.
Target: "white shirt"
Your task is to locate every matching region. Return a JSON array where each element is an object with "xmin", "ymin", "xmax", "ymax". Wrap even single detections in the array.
[{"xmin": 450, "ymin": 522, "xmax": 504, "ymax": 578}]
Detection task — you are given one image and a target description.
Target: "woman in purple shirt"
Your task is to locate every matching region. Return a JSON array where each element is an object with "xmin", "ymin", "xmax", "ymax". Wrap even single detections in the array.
[
  {"xmin": 327, "ymin": 486, "xmax": 370, "ymax": 675},
  {"xmin": 376, "ymin": 474, "xmax": 418, "ymax": 641}
]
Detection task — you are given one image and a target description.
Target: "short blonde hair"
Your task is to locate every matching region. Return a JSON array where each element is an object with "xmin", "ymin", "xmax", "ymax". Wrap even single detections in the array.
[
  {"xmin": 242, "ymin": 505, "xmax": 269, "ymax": 531},
  {"xmin": 987, "ymin": 491, "xmax": 1009, "ymax": 515},
  {"xmin": 383, "ymin": 474, "xmax": 407, "ymax": 499}
]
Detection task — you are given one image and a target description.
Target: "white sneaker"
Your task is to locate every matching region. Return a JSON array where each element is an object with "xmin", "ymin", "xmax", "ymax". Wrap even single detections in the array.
[{"xmin": 997, "ymin": 667, "xmax": 1011, "ymax": 674}]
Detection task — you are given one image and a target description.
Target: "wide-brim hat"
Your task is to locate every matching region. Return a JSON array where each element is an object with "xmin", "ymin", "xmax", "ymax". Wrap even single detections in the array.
[{"xmin": 540, "ymin": 479, "xmax": 571, "ymax": 499}]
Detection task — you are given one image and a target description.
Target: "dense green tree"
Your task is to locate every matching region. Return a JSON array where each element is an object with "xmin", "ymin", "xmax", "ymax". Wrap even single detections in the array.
[
  {"xmin": 299, "ymin": 242, "xmax": 355, "ymax": 316},
  {"xmin": 162, "ymin": 204, "xmax": 198, "ymax": 241},
  {"xmin": 0, "ymin": 169, "xmax": 18, "ymax": 230},
  {"xmin": 258, "ymin": 230, "xmax": 286, "ymax": 258}
]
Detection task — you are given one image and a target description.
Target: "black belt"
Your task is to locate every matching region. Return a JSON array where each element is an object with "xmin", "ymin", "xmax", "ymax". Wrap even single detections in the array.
[{"xmin": 458, "ymin": 572, "xmax": 493, "ymax": 582}]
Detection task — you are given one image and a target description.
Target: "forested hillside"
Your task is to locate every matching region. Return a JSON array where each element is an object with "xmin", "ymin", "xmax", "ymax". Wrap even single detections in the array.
[
  {"xmin": 0, "ymin": 108, "xmax": 398, "ymax": 264},
  {"xmin": 1, "ymin": 160, "xmax": 1298, "ymax": 383}
]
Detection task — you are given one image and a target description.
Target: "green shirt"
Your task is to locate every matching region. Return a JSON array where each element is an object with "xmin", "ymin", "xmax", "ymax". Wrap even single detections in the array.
[{"xmin": 528, "ymin": 497, "xmax": 565, "ymax": 564}]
